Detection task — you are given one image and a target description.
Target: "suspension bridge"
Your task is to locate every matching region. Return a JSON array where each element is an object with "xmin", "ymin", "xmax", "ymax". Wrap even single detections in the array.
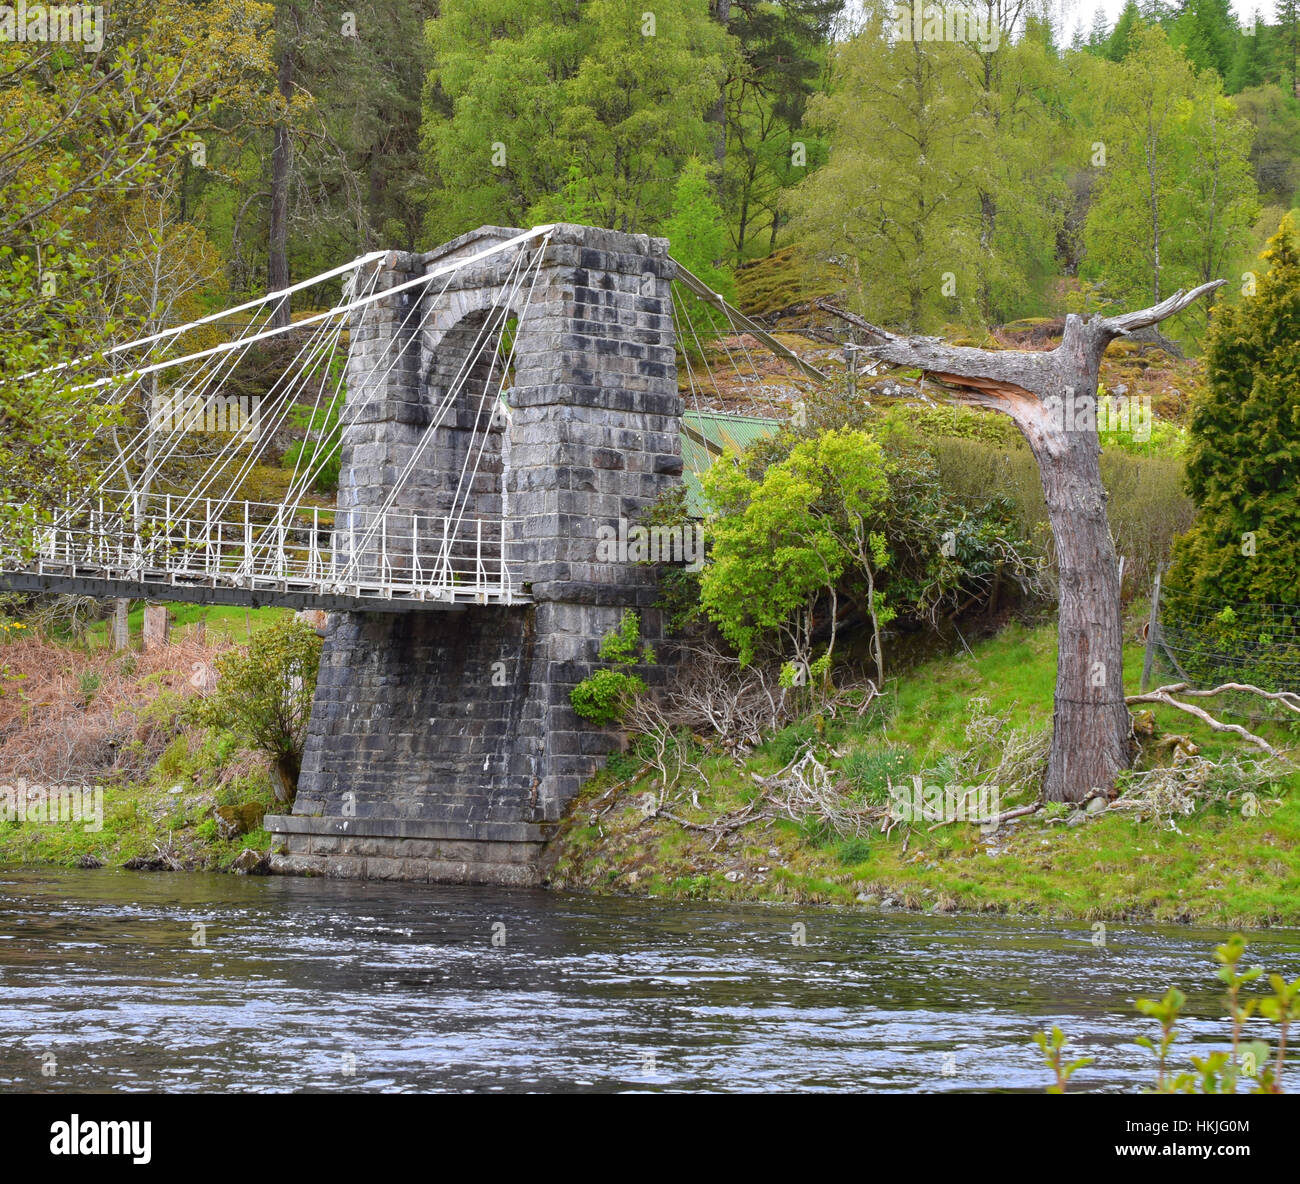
[
  {"xmin": 0, "ymin": 221, "xmax": 828, "ymax": 883},
  {"xmin": 1, "ymin": 225, "xmax": 823, "ymax": 613}
]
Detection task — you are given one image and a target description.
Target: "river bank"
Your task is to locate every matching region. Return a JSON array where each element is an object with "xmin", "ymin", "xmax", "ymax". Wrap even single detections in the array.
[
  {"xmin": 2, "ymin": 611, "xmax": 1296, "ymax": 927},
  {"xmin": 545, "ymin": 617, "xmax": 1300, "ymax": 929}
]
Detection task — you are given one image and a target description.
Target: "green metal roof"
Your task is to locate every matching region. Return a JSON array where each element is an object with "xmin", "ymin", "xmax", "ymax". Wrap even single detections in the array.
[{"xmin": 680, "ymin": 410, "xmax": 781, "ymax": 517}]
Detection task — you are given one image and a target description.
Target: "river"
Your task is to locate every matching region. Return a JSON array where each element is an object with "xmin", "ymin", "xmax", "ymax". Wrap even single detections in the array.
[{"xmin": 1, "ymin": 868, "xmax": 1297, "ymax": 1092}]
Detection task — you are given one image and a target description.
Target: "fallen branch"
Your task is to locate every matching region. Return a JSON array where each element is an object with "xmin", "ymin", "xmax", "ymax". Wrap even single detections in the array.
[
  {"xmin": 760, "ymin": 745, "xmax": 876, "ymax": 837},
  {"xmin": 658, "ymin": 798, "xmax": 771, "ymax": 850},
  {"xmin": 589, "ymin": 761, "xmax": 652, "ymax": 817},
  {"xmin": 1129, "ymin": 681, "xmax": 1300, "ymax": 716},
  {"xmin": 925, "ymin": 801, "xmax": 1043, "ymax": 831},
  {"xmin": 1125, "ymin": 683, "xmax": 1290, "ymax": 757}
]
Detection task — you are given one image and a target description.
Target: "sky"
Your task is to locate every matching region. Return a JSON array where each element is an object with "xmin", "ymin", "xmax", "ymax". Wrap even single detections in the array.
[
  {"xmin": 839, "ymin": 1, "xmax": 1281, "ymax": 46},
  {"xmin": 1058, "ymin": 0, "xmax": 1277, "ymax": 42}
]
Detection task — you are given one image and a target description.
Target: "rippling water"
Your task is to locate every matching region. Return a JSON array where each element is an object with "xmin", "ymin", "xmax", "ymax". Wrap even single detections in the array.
[{"xmin": 1, "ymin": 868, "xmax": 1297, "ymax": 1092}]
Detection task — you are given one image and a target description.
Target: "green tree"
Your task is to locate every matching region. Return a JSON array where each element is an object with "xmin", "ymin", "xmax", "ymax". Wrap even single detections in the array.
[
  {"xmin": 1221, "ymin": 85, "xmax": 1300, "ymax": 207},
  {"xmin": 0, "ymin": 1, "xmax": 274, "ymax": 533},
  {"xmin": 1087, "ymin": 7, "xmax": 1112, "ymax": 53},
  {"xmin": 282, "ymin": 384, "xmax": 346, "ymax": 495},
  {"xmin": 1169, "ymin": 0, "xmax": 1238, "ymax": 78},
  {"xmin": 789, "ymin": 15, "xmax": 987, "ymax": 329},
  {"xmin": 422, "ymin": 0, "xmax": 731, "ymax": 242},
  {"xmin": 199, "ymin": 617, "xmax": 323, "ymax": 801},
  {"xmin": 699, "ymin": 427, "xmax": 891, "ymax": 676},
  {"xmin": 962, "ymin": 11, "xmax": 1071, "ymax": 322},
  {"xmin": 1082, "ymin": 25, "xmax": 1258, "ymax": 323},
  {"xmin": 722, "ymin": 0, "xmax": 841, "ymax": 259},
  {"xmin": 1168, "ymin": 217, "xmax": 1300, "ymax": 606},
  {"xmin": 1278, "ymin": 0, "xmax": 1300, "ymax": 96},
  {"xmin": 662, "ymin": 156, "xmax": 735, "ymax": 350},
  {"xmin": 1226, "ymin": 14, "xmax": 1269, "ymax": 92},
  {"xmin": 1107, "ymin": 0, "xmax": 1143, "ymax": 59}
]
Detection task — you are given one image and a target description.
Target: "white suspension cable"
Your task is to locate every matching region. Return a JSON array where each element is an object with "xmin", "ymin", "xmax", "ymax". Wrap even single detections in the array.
[
  {"xmin": 60, "ymin": 227, "xmax": 558, "ymax": 398},
  {"xmin": 14, "ymin": 251, "xmax": 389, "ymax": 383},
  {"xmin": 338, "ymin": 239, "xmax": 543, "ymax": 585}
]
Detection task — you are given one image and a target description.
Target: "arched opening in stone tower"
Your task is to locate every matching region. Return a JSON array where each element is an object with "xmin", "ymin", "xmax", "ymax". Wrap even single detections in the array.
[{"xmin": 418, "ymin": 305, "xmax": 513, "ymax": 580}]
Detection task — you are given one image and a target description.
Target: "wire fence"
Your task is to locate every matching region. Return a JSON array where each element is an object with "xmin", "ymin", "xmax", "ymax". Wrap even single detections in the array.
[{"xmin": 1143, "ymin": 575, "xmax": 1300, "ymax": 714}]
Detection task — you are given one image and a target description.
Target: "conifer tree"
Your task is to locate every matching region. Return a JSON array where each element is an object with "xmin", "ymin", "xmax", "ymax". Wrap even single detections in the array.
[{"xmin": 1168, "ymin": 217, "xmax": 1300, "ymax": 605}]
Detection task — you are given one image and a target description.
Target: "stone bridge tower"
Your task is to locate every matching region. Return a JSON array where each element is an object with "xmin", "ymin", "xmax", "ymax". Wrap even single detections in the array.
[{"xmin": 267, "ymin": 224, "xmax": 682, "ymax": 884}]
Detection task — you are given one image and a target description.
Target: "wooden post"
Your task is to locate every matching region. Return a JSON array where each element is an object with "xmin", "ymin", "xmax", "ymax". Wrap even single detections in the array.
[
  {"xmin": 143, "ymin": 602, "xmax": 170, "ymax": 652},
  {"xmin": 1141, "ymin": 569, "xmax": 1162, "ymax": 692}
]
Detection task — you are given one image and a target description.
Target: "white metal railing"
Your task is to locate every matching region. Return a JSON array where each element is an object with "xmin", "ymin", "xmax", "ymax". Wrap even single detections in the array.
[{"xmin": 0, "ymin": 492, "xmax": 526, "ymax": 605}]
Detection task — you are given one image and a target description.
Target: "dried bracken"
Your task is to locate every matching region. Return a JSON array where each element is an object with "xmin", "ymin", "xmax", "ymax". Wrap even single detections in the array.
[{"xmin": 0, "ymin": 632, "xmax": 232, "ymax": 786}]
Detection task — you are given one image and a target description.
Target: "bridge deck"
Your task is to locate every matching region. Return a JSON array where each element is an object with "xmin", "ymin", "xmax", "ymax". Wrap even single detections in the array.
[
  {"xmin": 0, "ymin": 567, "xmax": 528, "ymax": 612},
  {"xmin": 0, "ymin": 496, "xmax": 530, "ymax": 611}
]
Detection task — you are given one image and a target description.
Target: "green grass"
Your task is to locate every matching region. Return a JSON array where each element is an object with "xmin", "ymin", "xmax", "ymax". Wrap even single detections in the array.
[
  {"xmin": 549, "ymin": 609, "xmax": 1300, "ymax": 926},
  {"xmin": 82, "ymin": 603, "xmax": 292, "ymax": 648}
]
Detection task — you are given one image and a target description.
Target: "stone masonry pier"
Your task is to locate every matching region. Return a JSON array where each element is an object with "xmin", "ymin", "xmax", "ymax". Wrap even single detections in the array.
[{"xmin": 266, "ymin": 223, "xmax": 682, "ymax": 884}]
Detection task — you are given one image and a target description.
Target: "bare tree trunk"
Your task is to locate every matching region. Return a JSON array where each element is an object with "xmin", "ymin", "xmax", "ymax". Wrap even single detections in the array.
[
  {"xmin": 708, "ymin": 0, "xmax": 732, "ymax": 176},
  {"xmin": 269, "ymin": 43, "xmax": 294, "ymax": 329},
  {"xmin": 142, "ymin": 602, "xmax": 170, "ymax": 652},
  {"xmin": 1025, "ymin": 420, "xmax": 1129, "ymax": 800},
  {"xmin": 818, "ymin": 280, "xmax": 1222, "ymax": 802}
]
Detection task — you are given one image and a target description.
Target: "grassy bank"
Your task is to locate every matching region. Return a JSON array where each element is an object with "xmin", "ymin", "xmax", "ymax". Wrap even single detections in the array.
[
  {"xmin": 548, "ymin": 610, "xmax": 1300, "ymax": 929},
  {"xmin": 4, "ymin": 602, "xmax": 1297, "ymax": 926},
  {"xmin": 0, "ymin": 624, "xmax": 281, "ymax": 871}
]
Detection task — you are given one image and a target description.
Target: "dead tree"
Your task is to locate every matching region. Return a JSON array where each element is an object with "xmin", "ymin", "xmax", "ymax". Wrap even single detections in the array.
[{"xmin": 819, "ymin": 282, "xmax": 1223, "ymax": 802}]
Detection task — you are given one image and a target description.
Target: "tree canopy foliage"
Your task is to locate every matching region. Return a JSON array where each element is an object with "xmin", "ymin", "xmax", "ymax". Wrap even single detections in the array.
[{"xmin": 1169, "ymin": 217, "xmax": 1300, "ymax": 606}]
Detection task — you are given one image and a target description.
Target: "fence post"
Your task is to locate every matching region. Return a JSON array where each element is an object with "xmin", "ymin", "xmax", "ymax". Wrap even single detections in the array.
[{"xmin": 1141, "ymin": 568, "xmax": 1162, "ymax": 692}]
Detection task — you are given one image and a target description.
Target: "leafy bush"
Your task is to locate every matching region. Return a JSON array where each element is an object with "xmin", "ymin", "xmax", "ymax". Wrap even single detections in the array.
[
  {"xmin": 834, "ymin": 836, "xmax": 872, "ymax": 865},
  {"xmin": 570, "ymin": 668, "xmax": 648, "ymax": 727},
  {"xmin": 197, "ymin": 618, "xmax": 321, "ymax": 802},
  {"xmin": 700, "ymin": 427, "xmax": 893, "ymax": 672},
  {"xmin": 599, "ymin": 609, "xmax": 647, "ymax": 665},
  {"xmin": 604, "ymin": 750, "xmax": 643, "ymax": 781},
  {"xmin": 705, "ymin": 419, "xmax": 1046, "ymax": 682},
  {"xmin": 570, "ymin": 611, "xmax": 650, "ymax": 726},
  {"xmin": 929, "ymin": 435, "xmax": 1192, "ymax": 595}
]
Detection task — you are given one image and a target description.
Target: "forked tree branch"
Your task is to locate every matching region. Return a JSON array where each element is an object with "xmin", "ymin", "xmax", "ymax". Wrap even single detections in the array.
[
  {"xmin": 1125, "ymin": 681, "xmax": 1295, "ymax": 758},
  {"xmin": 817, "ymin": 280, "xmax": 1225, "ymax": 408},
  {"xmin": 816, "ymin": 299, "xmax": 1046, "ymax": 395},
  {"xmin": 1100, "ymin": 280, "xmax": 1226, "ymax": 338}
]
